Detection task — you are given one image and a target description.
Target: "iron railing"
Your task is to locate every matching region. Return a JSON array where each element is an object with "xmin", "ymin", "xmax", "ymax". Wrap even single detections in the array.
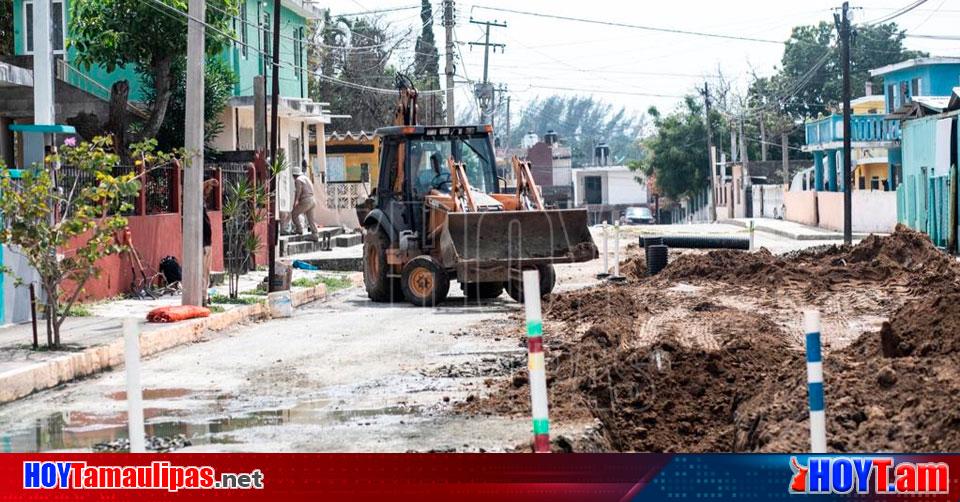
[{"xmin": 805, "ymin": 114, "xmax": 901, "ymax": 147}]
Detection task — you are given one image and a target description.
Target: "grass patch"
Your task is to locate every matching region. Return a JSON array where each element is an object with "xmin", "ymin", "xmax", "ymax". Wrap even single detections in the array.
[
  {"xmin": 207, "ymin": 305, "xmax": 225, "ymax": 313},
  {"xmin": 292, "ymin": 274, "xmax": 352, "ymax": 292},
  {"xmin": 59, "ymin": 305, "xmax": 93, "ymax": 317},
  {"xmin": 209, "ymin": 294, "xmax": 260, "ymax": 305}
]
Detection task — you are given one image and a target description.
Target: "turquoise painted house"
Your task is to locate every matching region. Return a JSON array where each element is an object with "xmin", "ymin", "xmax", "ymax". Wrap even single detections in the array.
[
  {"xmin": 2, "ymin": 0, "xmax": 330, "ymax": 176},
  {"xmin": 870, "ymin": 57, "xmax": 960, "ymax": 249}
]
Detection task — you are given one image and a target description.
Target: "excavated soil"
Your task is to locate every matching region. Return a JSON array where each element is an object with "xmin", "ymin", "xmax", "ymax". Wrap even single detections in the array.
[{"xmin": 465, "ymin": 226, "xmax": 960, "ymax": 452}]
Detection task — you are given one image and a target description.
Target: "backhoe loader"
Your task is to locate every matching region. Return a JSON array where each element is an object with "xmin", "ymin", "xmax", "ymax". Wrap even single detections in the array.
[{"xmin": 355, "ymin": 75, "xmax": 597, "ymax": 306}]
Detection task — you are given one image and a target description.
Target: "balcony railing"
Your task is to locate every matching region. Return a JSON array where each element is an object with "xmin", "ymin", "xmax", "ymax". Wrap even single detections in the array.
[{"xmin": 804, "ymin": 114, "xmax": 901, "ymax": 147}]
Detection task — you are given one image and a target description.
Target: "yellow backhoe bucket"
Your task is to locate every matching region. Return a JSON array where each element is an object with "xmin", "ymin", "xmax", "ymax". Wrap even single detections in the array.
[{"xmin": 445, "ymin": 209, "xmax": 597, "ymax": 266}]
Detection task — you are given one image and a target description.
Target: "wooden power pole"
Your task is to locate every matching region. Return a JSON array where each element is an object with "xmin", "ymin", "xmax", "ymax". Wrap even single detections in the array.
[
  {"xmin": 836, "ymin": 2, "xmax": 853, "ymax": 245},
  {"xmin": 182, "ymin": 0, "xmax": 205, "ymax": 306},
  {"xmin": 701, "ymin": 82, "xmax": 716, "ymax": 221},
  {"xmin": 268, "ymin": 0, "xmax": 282, "ymax": 292},
  {"xmin": 443, "ymin": 0, "xmax": 456, "ymax": 125}
]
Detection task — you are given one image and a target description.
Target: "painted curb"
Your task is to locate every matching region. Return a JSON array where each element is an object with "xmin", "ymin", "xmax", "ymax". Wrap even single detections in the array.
[
  {"xmin": 0, "ymin": 284, "xmax": 327, "ymax": 405},
  {"xmin": 719, "ymin": 219, "xmax": 871, "ymax": 241}
]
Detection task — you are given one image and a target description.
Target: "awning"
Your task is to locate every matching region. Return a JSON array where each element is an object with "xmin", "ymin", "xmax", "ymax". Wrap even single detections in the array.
[{"xmin": 228, "ymin": 95, "xmax": 331, "ymax": 124}]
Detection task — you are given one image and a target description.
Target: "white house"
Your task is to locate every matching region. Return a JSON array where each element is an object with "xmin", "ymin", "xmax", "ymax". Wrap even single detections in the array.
[{"xmin": 571, "ymin": 165, "xmax": 649, "ymax": 224}]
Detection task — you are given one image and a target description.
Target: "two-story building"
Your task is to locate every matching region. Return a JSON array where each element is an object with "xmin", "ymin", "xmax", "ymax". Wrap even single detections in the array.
[
  {"xmin": 871, "ymin": 57, "xmax": 960, "ymax": 248},
  {"xmin": 3, "ymin": 0, "xmax": 330, "ymax": 175},
  {"xmin": 0, "ymin": 0, "xmax": 332, "ymax": 306}
]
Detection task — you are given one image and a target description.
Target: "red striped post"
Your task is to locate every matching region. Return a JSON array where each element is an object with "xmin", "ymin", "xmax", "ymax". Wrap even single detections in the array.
[{"xmin": 523, "ymin": 270, "xmax": 550, "ymax": 453}]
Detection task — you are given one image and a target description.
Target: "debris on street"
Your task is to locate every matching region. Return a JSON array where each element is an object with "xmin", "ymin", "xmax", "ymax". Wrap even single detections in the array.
[{"xmin": 466, "ymin": 226, "xmax": 960, "ymax": 452}]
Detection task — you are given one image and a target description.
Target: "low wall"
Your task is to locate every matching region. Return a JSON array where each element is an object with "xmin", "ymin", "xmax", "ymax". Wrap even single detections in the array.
[
  {"xmin": 64, "ymin": 212, "xmax": 225, "ymax": 302},
  {"xmin": 784, "ymin": 190, "xmax": 818, "ymax": 226},
  {"xmin": 751, "ymin": 185, "xmax": 784, "ymax": 219},
  {"xmin": 817, "ymin": 191, "xmax": 898, "ymax": 234}
]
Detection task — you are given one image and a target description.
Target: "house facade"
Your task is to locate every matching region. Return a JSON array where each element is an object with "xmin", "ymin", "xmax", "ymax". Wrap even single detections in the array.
[
  {"xmin": 872, "ymin": 58, "xmax": 960, "ymax": 248},
  {"xmin": 5, "ymin": 0, "xmax": 330, "ymax": 175},
  {"xmin": 571, "ymin": 165, "xmax": 649, "ymax": 225}
]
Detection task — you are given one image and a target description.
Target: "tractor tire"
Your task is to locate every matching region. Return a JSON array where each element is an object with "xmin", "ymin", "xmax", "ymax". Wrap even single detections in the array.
[
  {"xmin": 401, "ymin": 256, "xmax": 451, "ymax": 307},
  {"xmin": 363, "ymin": 227, "xmax": 401, "ymax": 303},
  {"xmin": 462, "ymin": 282, "xmax": 504, "ymax": 300},
  {"xmin": 507, "ymin": 264, "xmax": 556, "ymax": 303}
]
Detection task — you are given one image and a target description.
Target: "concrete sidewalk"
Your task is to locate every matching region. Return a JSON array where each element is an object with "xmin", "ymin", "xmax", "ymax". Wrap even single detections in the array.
[
  {"xmin": 0, "ymin": 269, "xmax": 338, "ymax": 405},
  {"xmin": 722, "ymin": 218, "xmax": 876, "ymax": 241}
]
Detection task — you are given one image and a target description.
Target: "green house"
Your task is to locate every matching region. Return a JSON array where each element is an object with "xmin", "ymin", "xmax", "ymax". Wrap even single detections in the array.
[{"xmin": 2, "ymin": 0, "xmax": 330, "ymax": 173}]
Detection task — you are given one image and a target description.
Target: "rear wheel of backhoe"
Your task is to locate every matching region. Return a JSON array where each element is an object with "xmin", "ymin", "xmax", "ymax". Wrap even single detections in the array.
[
  {"xmin": 507, "ymin": 264, "xmax": 556, "ymax": 303},
  {"xmin": 462, "ymin": 282, "xmax": 504, "ymax": 300},
  {"xmin": 401, "ymin": 256, "xmax": 450, "ymax": 307},
  {"xmin": 363, "ymin": 227, "xmax": 401, "ymax": 302}
]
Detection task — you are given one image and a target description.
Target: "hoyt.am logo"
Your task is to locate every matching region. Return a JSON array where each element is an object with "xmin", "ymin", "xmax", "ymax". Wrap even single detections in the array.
[{"xmin": 789, "ymin": 457, "xmax": 949, "ymax": 495}]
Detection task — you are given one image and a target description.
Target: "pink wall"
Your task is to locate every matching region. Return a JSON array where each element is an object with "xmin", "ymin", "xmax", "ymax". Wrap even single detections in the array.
[
  {"xmin": 62, "ymin": 212, "xmax": 225, "ymax": 302},
  {"xmin": 784, "ymin": 191, "xmax": 819, "ymax": 226},
  {"xmin": 817, "ymin": 191, "xmax": 897, "ymax": 233}
]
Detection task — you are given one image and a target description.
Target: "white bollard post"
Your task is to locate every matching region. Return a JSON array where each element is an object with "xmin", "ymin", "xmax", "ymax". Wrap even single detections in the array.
[
  {"xmin": 597, "ymin": 221, "xmax": 610, "ymax": 279},
  {"xmin": 124, "ymin": 318, "xmax": 146, "ymax": 453},
  {"xmin": 804, "ymin": 310, "xmax": 826, "ymax": 453},
  {"xmin": 523, "ymin": 270, "xmax": 550, "ymax": 453},
  {"xmin": 749, "ymin": 219, "xmax": 756, "ymax": 251},
  {"xmin": 613, "ymin": 221, "xmax": 621, "ymax": 277}
]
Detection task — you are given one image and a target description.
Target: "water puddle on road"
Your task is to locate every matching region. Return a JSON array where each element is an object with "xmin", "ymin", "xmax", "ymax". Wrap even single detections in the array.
[{"xmin": 0, "ymin": 397, "xmax": 423, "ymax": 452}]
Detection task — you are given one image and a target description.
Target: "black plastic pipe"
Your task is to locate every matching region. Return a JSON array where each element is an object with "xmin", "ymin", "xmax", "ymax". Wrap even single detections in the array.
[{"xmin": 640, "ymin": 235, "xmax": 749, "ymax": 250}]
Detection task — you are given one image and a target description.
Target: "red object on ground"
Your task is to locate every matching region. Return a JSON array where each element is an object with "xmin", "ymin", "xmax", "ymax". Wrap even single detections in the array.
[{"xmin": 146, "ymin": 305, "xmax": 211, "ymax": 323}]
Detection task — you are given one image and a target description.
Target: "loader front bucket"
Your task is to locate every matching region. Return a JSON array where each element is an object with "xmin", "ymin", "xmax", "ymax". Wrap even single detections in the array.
[{"xmin": 445, "ymin": 209, "xmax": 597, "ymax": 266}]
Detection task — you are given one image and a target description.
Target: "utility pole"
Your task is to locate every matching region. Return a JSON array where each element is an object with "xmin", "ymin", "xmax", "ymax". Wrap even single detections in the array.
[
  {"xmin": 182, "ymin": 0, "xmax": 205, "ymax": 306},
  {"xmin": 268, "ymin": 0, "xmax": 281, "ymax": 292},
  {"xmin": 443, "ymin": 0, "xmax": 456, "ymax": 126},
  {"xmin": 836, "ymin": 2, "xmax": 853, "ymax": 245},
  {"xmin": 505, "ymin": 95, "xmax": 511, "ymax": 150},
  {"xmin": 701, "ymin": 82, "xmax": 716, "ymax": 221},
  {"xmin": 759, "ymin": 110, "xmax": 768, "ymax": 161},
  {"xmin": 469, "ymin": 17, "xmax": 506, "ymax": 125}
]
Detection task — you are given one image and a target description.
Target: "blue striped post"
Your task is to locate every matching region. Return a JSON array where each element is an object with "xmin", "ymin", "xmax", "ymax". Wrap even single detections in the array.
[
  {"xmin": 804, "ymin": 310, "xmax": 826, "ymax": 453},
  {"xmin": 523, "ymin": 270, "xmax": 550, "ymax": 453}
]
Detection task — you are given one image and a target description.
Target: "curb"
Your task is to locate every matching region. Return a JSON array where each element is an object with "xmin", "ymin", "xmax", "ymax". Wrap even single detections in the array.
[
  {"xmin": 720, "ymin": 219, "xmax": 870, "ymax": 241},
  {"xmin": 0, "ymin": 285, "xmax": 327, "ymax": 405}
]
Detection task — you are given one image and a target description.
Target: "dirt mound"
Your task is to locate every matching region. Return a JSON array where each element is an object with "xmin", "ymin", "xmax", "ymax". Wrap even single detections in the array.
[
  {"xmin": 877, "ymin": 293, "xmax": 960, "ymax": 358},
  {"xmin": 659, "ymin": 225, "xmax": 960, "ymax": 295}
]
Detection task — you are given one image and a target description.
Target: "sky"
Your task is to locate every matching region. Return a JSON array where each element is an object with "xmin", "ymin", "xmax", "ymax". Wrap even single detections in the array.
[{"xmin": 320, "ymin": 0, "xmax": 960, "ymax": 120}]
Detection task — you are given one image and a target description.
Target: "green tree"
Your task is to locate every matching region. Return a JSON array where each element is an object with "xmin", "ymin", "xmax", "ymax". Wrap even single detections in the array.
[
  {"xmin": 640, "ymin": 96, "xmax": 718, "ymax": 199},
  {"xmin": 0, "ymin": 0, "xmax": 13, "ymax": 55},
  {"xmin": 326, "ymin": 17, "xmax": 400, "ymax": 130},
  {"xmin": 413, "ymin": 0, "xmax": 441, "ymax": 123},
  {"xmin": 144, "ymin": 57, "xmax": 236, "ymax": 151},
  {"xmin": 508, "ymin": 95, "xmax": 645, "ymax": 167},
  {"xmin": 0, "ymin": 138, "xmax": 174, "ymax": 347},
  {"xmin": 70, "ymin": 0, "xmax": 238, "ymax": 140}
]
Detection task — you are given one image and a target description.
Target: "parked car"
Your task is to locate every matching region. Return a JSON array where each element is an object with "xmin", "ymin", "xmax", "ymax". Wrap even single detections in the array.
[{"xmin": 624, "ymin": 206, "xmax": 655, "ymax": 225}]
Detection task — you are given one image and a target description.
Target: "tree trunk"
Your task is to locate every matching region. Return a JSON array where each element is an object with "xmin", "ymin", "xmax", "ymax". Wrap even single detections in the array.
[
  {"xmin": 107, "ymin": 80, "xmax": 131, "ymax": 163},
  {"xmin": 139, "ymin": 57, "xmax": 174, "ymax": 140},
  {"xmin": 48, "ymin": 282, "xmax": 61, "ymax": 347}
]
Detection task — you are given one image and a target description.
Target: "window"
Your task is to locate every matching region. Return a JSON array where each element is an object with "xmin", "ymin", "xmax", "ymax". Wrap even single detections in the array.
[
  {"xmin": 911, "ymin": 77, "xmax": 921, "ymax": 98},
  {"xmin": 24, "ymin": 1, "xmax": 65, "ymax": 54},
  {"xmin": 263, "ymin": 12, "xmax": 272, "ymax": 60},
  {"xmin": 887, "ymin": 84, "xmax": 895, "ymax": 111},
  {"xmin": 240, "ymin": 4, "xmax": 248, "ymax": 57},
  {"xmin": 408, "ymin": 137, "xmax": 496, "ymax": 197}
]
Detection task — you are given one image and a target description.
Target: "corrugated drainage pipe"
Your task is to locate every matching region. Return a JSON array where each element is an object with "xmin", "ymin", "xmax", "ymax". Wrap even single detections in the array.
[
  {"xmin": 646, "ymin": 245, "xmax": 669, "ymax": 275},
  {"xmin": 641, "ymin": 235, "xmax": 749, "ymax": 250}
]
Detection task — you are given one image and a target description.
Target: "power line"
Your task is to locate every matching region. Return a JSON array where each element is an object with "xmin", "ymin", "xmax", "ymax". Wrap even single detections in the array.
[
  {"xmin": 471, "ymin": 6, "xmax": 785, "ymax": 45},
  {"xmin": 524, "ymin": 85, "xmax": 683, "ymax": 99},
  {"xmin": 861, "ymin": 0, "xmax": 928, "ymax": 25},
  {"xmin": 142, "ymin": 0, "xmax": 464, "ymax": 96},
  {"xmin": 336, "ymin": 5, "xmax": 420, "ymax": 18}
]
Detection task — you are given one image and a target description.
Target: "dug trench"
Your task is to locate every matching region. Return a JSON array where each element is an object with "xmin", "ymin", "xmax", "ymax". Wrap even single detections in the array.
[{"xmin": 461, "ymin": 226, "xmax": 960, "ymax": 452}]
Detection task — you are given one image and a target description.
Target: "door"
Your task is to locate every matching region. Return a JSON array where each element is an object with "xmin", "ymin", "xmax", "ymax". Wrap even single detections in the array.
[{"xmin": 584, "ymin": 176, "xmax": 602, "ymax": 205}]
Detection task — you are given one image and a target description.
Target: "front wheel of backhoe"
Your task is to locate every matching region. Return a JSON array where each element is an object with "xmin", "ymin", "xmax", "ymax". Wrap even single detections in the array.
[
  {"xmin": 401, "ymin": 256, "xmax": 450, "ymax": 307},
  {"xmin": 507, "ymin": 264, "xmax": 556, "ymax": 303}
]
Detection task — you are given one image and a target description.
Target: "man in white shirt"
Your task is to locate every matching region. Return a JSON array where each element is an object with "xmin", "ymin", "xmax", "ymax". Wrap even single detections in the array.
[{"xmin": 283, "ymin": 160, "xmax": 319, "ymax": 242}]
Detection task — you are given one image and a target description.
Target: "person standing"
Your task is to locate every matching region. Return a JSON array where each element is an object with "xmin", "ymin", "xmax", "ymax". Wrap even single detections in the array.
[
  {"xmin": 202, "ymin": 178, "xmax": 219, "ymax": 304},
  {"xmin": 283, "ymin": 160, "xmax": 319, "ymax": 242}
]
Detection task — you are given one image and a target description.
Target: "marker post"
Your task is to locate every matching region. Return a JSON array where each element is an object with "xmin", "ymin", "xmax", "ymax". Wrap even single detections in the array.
[
  {"xmin": 596, "ymin": 221, "xmax": 610, "ymax": 279},
  {"xmin": 523, "ymin": 270, "xmax": 550, "ymax": 453},
  {"xmin": 609, "ymin": 221, "xmax": 626, "ymax": 283},
  {"xmin": 124, "ymin": 318, "xmax": 146, "ymax": 453},
  {"xmin": 804, "ymin": 310, "xmax": 826, "ymax": 453}
]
